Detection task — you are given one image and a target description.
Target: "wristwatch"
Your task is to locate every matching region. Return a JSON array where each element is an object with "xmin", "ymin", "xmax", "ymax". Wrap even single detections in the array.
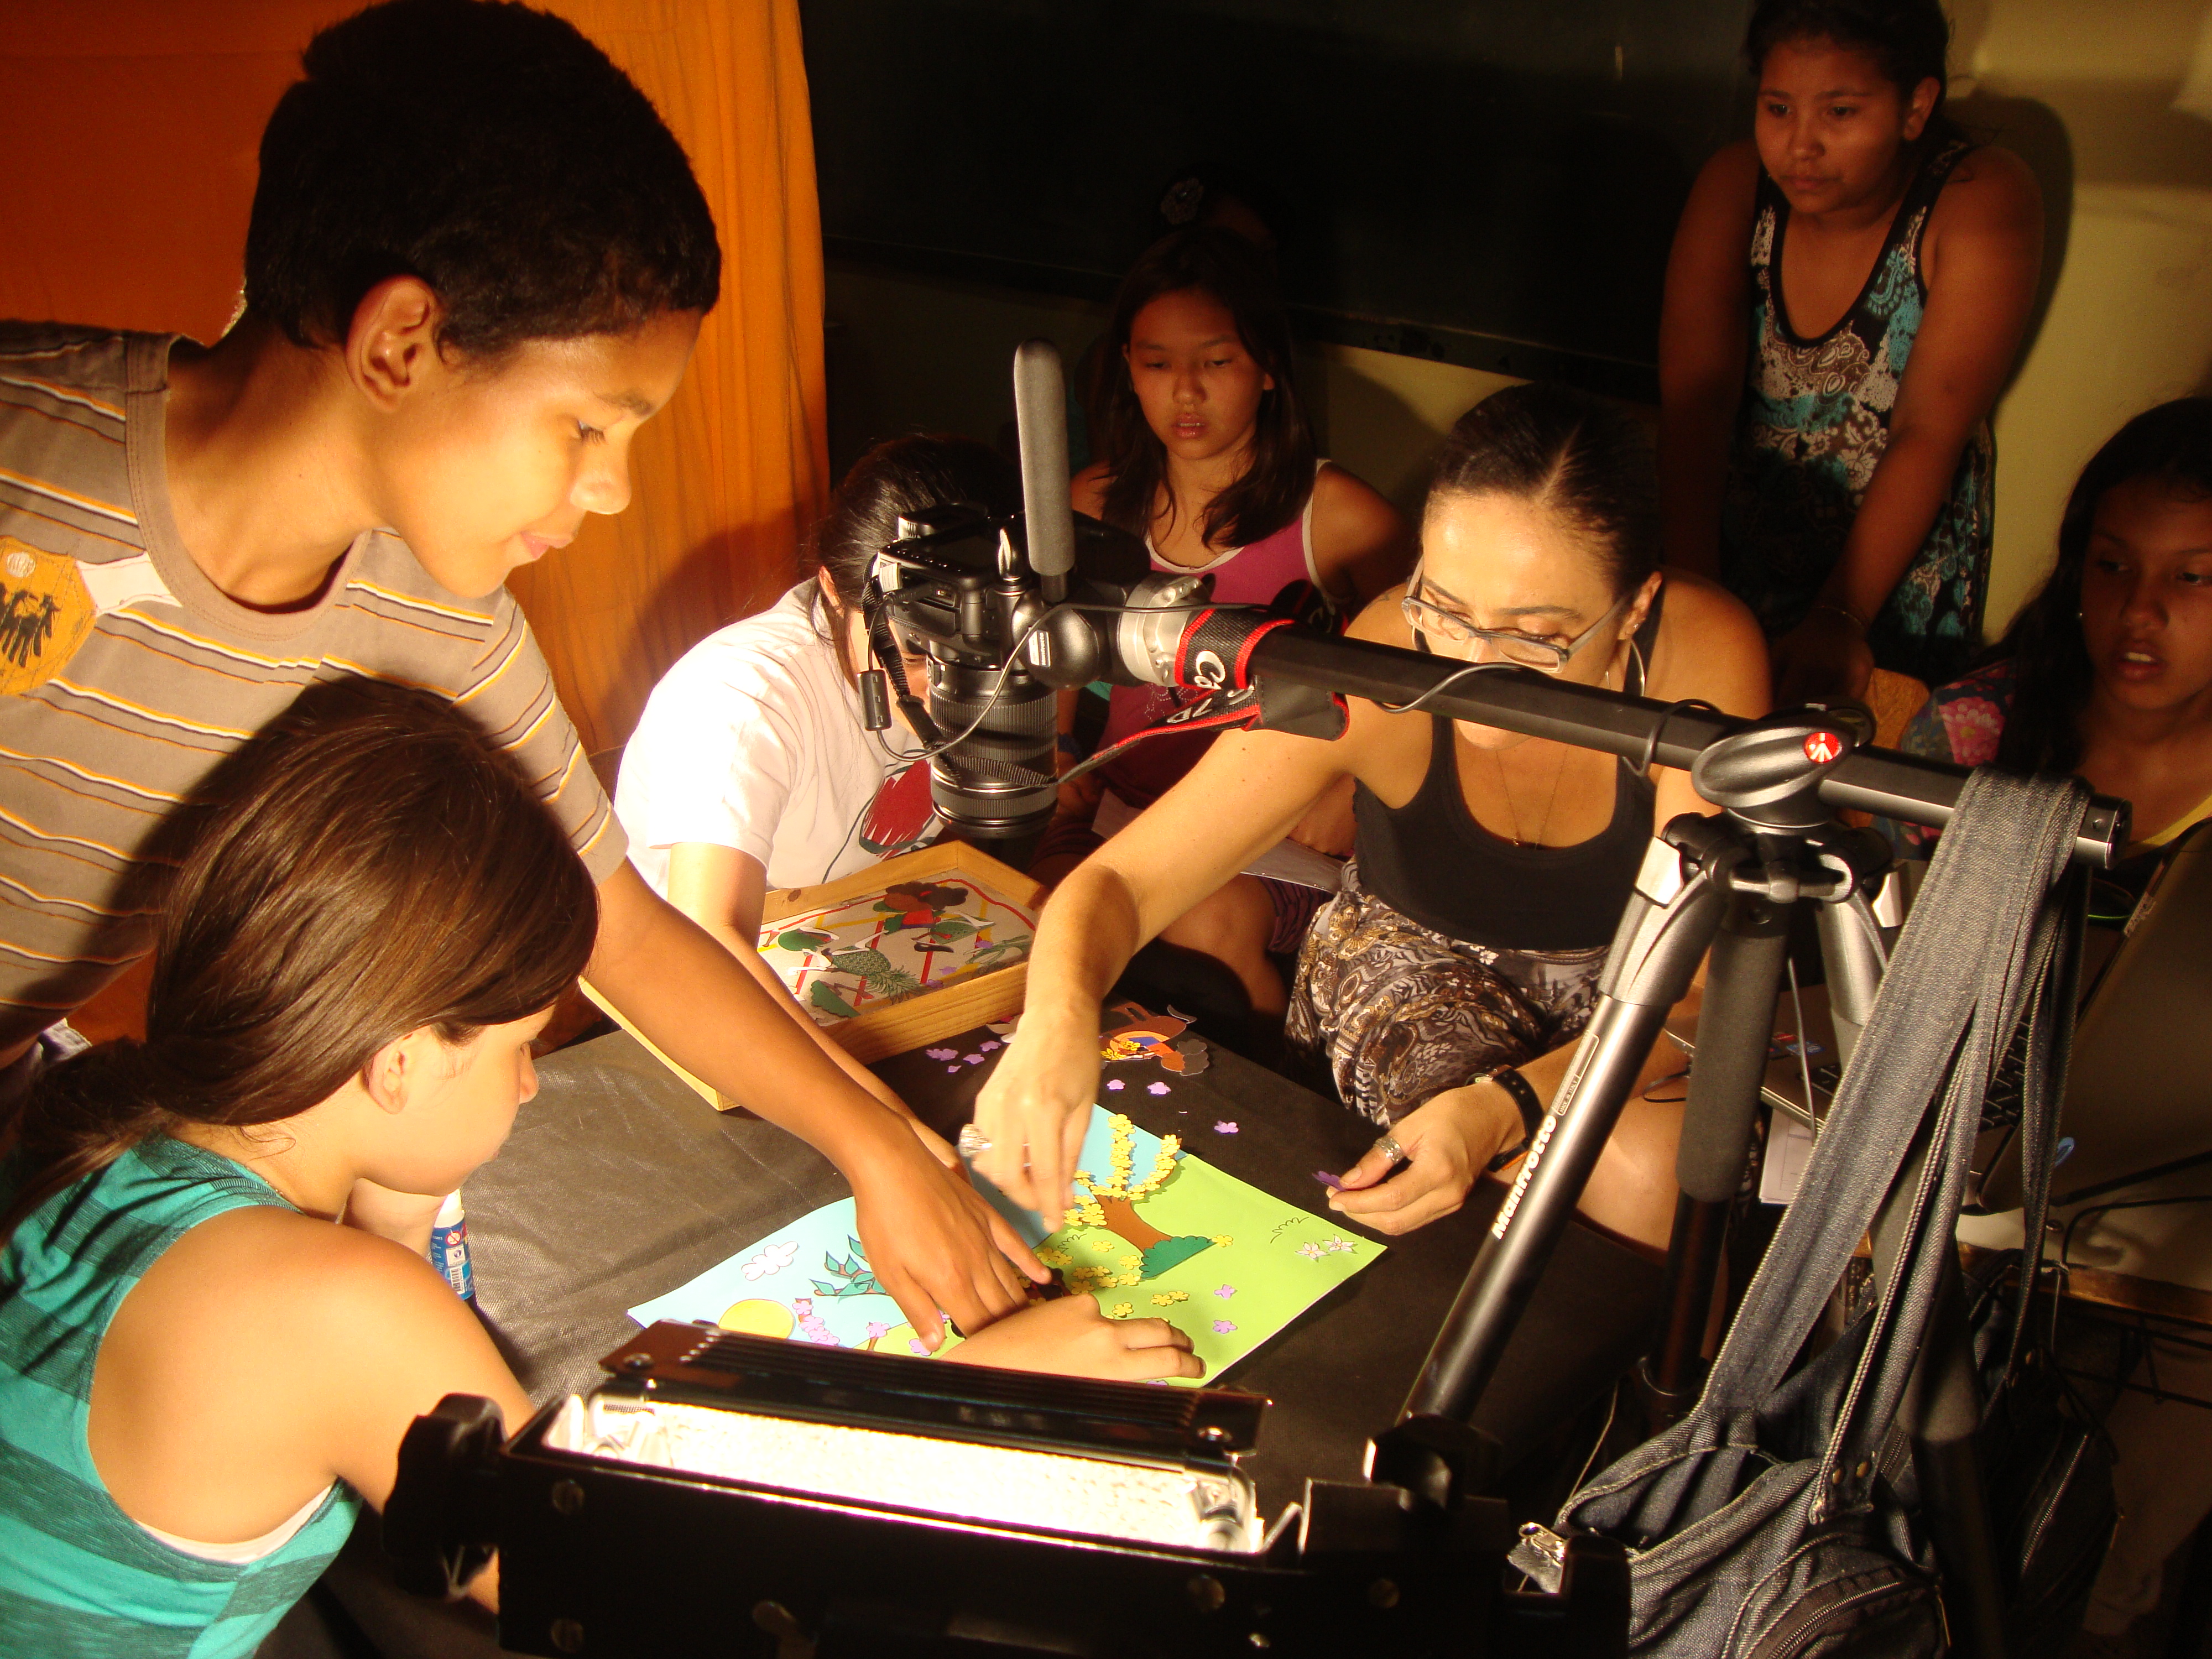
[{"xmin": 1482, "ymin": 1066, "xmax": 1546, "ymax": 1172}]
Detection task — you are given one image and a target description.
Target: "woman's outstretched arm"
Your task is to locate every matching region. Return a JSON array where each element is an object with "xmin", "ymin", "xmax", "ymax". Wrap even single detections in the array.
[{"xmin": 973, "ymin": 719, "xmax": 1355, "ymax": 1213}]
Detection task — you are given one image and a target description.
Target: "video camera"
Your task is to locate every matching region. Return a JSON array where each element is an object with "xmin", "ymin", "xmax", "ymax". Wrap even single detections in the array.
[{"xmin": 859, "ymin": 341, "xmax": 1327, "ymax": 855}]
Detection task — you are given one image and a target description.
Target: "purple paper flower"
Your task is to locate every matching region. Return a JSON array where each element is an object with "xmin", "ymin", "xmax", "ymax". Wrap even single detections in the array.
[
  {"xmin": 1214, "ymin": 1285, "xmax": 1236, "ymax": 1299},
  {"xmin": 1213, "ymin": 1319, "xmax": 1237, "ymax": 1334},
  {"xmin": 964, "ymin": 1053, "xmax": 986, "ymax": 1065},
  {"xmin": 925, "ymin": 1047, "xmax": 958, "ymax": 1061},
  {"xmin": 1105, "ymin": 1078, "xmax": 1125, "ymax": 1091},
  {"xmin": 1147, "ymin": 1081, "xmax": 1170, "ymax": 1095},
  {"xmin": 1214, "ymin": 1120, "xmax": 1238, "ymax": 1134},
  {"xmin": 979, "ymin": 1039, "xmax": 1001, "ymax": 1051},
  {"xmin": 946, "ymin": 1065, "xmax": 961, "ymax": 1074}
]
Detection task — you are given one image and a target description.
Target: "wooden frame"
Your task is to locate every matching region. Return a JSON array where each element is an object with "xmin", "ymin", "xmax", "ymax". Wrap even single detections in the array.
[
  {"xmin": 583, "ymin": 842, "xmax": 1042, "ymax": 1112},
  {"xmin": 758, "ymin": 841, "xmax": 1044, "ymax": 1064}
]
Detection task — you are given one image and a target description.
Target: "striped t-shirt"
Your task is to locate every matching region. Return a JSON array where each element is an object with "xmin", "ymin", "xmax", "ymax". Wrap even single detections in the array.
[
  {"xmin": 0, "ymin": 324, "xmax": 626, "ymax": 1049},
  {"xmin": 0, "ymin": 1137, "xmax": 363, "ymax": 1657}
]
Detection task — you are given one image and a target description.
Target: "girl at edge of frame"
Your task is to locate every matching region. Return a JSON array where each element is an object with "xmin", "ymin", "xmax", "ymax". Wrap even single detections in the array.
[
  {"xmin": 1041, "ymin": 225, "xmax": 1413, "ymax": 1024},
  {"xmin": 1886, "ymin": 397, "xmax": 2212, "ymax": 885},
  {"xmin": 1897, "ymin": 400, "xmax": 2212, "ymax": 1659},
  {"xmin": 615, "ymin": 435, "xmax": 1024, "ymax": 1113},
  {"xmin": 0, "ymin": 686, "xmax": 1196, "ymax": 1656},
  {"xmin": 1658, "ymin": 0, "xmax": 2043, "ymax": 703},
  {"xmin": 977, "ymin": 384, "xmax": 1771, "ymax": 1253}
]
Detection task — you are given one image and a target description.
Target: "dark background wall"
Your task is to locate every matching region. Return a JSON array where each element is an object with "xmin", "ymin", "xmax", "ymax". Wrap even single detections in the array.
[{"xmin": 802, "ymin": 0, "xmax": 1754, "ymax": 395}]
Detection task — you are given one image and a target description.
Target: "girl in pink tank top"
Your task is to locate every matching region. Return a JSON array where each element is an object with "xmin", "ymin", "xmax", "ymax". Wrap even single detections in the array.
[{"xmin": 1047, "ymin": 228, "xmax": 1410, "ymax": 1019}]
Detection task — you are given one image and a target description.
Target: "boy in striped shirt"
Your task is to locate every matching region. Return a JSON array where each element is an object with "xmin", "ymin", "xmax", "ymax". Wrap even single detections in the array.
[{"xmin": 0, "ymin": 0, "xmax": 1042, "ymax": 1353}]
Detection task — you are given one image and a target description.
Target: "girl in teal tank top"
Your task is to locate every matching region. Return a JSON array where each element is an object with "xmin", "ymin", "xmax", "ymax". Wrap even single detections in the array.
[
  {"xmin": 1, "ymin": 683, "xmax": 1207, "ymax": 1657},
  {"xmin": 0, "ymin": 1140, "xmax": 362, "ymax": 1658},
  {"xmin": 0, "ymin": 684, "xmax": 603, "ymax": 1656}
]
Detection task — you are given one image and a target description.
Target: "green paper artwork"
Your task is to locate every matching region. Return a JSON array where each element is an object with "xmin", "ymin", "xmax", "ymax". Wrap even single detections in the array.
[
  {"xmin": 1022, "ymin": 1112, "xmax": 1381, "ymax": 1383},
  {"xmin": 631, "ymin": 1107, "xmax": 1382, "ymax": 1388}
]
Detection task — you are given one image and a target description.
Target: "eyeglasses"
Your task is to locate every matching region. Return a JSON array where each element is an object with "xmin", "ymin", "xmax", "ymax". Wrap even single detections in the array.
[{"xmin": 1400, "ymin": 566, "xmax": 1629, "ymax": 672}]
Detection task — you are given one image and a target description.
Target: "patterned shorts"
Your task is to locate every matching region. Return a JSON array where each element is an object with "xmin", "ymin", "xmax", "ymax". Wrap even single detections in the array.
[{"xmin": 1286, "ymin": 859, "xmax": 1608, "ymax": 1126}]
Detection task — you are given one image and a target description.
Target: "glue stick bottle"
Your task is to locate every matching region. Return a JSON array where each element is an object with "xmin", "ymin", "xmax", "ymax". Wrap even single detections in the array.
[{"xmin": 429, "ymin": 1190, "xmax": 476, "ymax": 1303}]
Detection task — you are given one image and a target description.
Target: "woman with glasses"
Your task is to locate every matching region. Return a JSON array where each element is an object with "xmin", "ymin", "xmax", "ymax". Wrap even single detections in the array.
[{"xmin": 974, "ymin": 384, "xmax": 1768, "ymax": 1250}]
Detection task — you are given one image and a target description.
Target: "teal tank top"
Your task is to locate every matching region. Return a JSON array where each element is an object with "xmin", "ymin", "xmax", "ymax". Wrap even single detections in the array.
[{"xmin": 0, "ymin": 1137, "xmax": 363, "ymax": 1657}]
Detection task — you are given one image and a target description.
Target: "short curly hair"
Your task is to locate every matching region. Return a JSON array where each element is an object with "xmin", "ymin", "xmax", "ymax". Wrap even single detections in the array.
[{"xmin": 243, "ymin": 0, "xmax": 721, "ymax": 358}]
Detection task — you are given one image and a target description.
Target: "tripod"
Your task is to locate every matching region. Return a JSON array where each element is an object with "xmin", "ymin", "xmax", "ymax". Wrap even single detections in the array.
[
  {"xmin": 1385, "ymin": 713, "xmax": 2063, "ymax": 1659},
  {"xmin": 1202, "ymin": 625, "xmax": 2128, "ymax": 1659}
]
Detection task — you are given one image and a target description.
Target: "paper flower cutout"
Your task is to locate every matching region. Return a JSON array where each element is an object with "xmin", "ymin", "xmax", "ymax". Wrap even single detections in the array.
[
  {"xmin": 979, "ymin": 1039, "xmax": 1002, "ymax": 1051},
  {"xmin": 1150, "ymin": 1289, "xmax": 1188, "ymax": 1306},
  {"xmin": 1215, "ymin": 1284, "xmax": 1237, "ymax": 1299},
  {"xmin": 1105, "ymin": 1078, "xmax": 1125, "ymax": 1091},
  {"xmin": 1147, "ymin": 1082, "xmax": 1170, "ymax": 1095},
  {"xmin": 1109, "ymin": 1302, "xmax": 1134, "ymax": 1319},
  {"xmin": 924, "ymin": 1047, "xmax": 958, "ymax": 1061},
  {"xmin": 742, "ymin": 1240, "xmax": 799, "ymax": 1281},
  {"xmin": 1213, "ymin": 1319, "xmax": 1237, "ymax": 1334},
  {"xmin": 965, "ymin": 1053, "xmax": 986, "ymax": 1065},
  {"xmin": 1214, "ymin": 1120, "xmax": 1238, "ymax": 1134}
]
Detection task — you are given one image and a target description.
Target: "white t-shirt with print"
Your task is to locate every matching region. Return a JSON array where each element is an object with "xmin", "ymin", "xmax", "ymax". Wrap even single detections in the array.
[{"xmin": 617, "ymin": 580, "xmax": 914, "ymax": 894}]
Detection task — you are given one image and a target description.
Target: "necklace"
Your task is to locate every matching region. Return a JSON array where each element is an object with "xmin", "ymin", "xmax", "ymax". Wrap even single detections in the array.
[
  {"xmin": 1488, "ymin": 741, "xmax": 1569, "ymax": 847},
  {"xmin": 1478, "ymin": 652, "xmax": 1621, "ymax": 846}
]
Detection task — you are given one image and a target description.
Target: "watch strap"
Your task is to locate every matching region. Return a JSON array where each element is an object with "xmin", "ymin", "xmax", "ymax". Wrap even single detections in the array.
[{"xmin": 1483, "ymin": 1066, "xmax": 1546, "ymax": 1172}]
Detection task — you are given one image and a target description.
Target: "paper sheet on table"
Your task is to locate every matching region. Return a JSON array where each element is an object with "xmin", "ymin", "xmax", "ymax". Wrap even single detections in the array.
[{"xmin": 628, "ymin": 1105, "xmax": 1382, "ymax": 1385}]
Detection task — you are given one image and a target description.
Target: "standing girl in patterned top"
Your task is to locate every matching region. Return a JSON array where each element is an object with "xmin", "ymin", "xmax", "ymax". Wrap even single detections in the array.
[
  {"xmin": 1659, "ymin": 0, "xmax": 2043, "ymax": 699},
  {"xmin": 1047, "ymin": 227, "xmax": 1410, "ymax": 1020}
]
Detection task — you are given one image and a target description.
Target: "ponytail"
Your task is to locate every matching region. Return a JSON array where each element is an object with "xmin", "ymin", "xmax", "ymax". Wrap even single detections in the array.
[{"xmin": 0, "ymin": 1043, "xmax": 180, "ymax": 1241}]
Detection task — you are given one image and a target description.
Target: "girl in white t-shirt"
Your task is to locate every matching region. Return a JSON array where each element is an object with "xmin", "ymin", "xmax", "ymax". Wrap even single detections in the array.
[{"xmin": 616, "ymin": 438, "xmax": 1019, "ymax": 1118}]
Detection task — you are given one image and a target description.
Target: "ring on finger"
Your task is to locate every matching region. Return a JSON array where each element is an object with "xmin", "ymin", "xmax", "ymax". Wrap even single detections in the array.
[
  {"xmin": 1371, "ymin": 1133, "xmax": 1406, "ymax": 1166},
  {"xmin": 956, "ymin": 1123, "xmax": 992, "ymax": 1157}
]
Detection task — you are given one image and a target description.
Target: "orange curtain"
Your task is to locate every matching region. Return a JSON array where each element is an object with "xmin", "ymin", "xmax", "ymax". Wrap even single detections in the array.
[{"xmin": 0, "ymin": 0, "xmax": 828, "ymax": 758}]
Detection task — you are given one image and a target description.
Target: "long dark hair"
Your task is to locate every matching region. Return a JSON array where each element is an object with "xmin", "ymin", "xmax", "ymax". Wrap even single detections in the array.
[
  {"xmin": 1744, "ymin": 0, "xmax": 1958, "ymax": 146},
  {"xmin": 0, "ymin": 681, "xmax": 599, "ymax": 1243},
  {"xmin": 1428, "ymin": 383, "xmax": 1661, "ymax": 601},
  {"xmin": 1092, "ymin": 227, "xmax": 1317, "ymax": 554},
  {"xmin": 811, "ymin": 435, "xmax": 1022, "ymax": 614},
  {"xmin": 1988, "ymin": 398, "xmax": 2212, "ymax": 773}
]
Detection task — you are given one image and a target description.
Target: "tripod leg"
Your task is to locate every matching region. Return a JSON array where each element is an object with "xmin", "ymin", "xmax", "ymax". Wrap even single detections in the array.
[
  {"xmin": 1870, "ymin": 1138, "xmax": 2007, "ymax": 1659},
  {"xmin": 1644, "ymin": 890, "xmax": 1791, "ymax": 1424},
  {"xmin": 1401, "ymin": 825, "xmax": 1734, "ymax": 1425}
]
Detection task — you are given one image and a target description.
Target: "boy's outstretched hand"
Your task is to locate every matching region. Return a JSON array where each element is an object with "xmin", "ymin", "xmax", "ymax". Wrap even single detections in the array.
[
  {"xmin": 948, "ymin": 1291, "xmax": 1204, "ymax": 1382},
  {"xmin": 851, "ymin": 1128, "xmax": 1048, "ymax": 1351}
]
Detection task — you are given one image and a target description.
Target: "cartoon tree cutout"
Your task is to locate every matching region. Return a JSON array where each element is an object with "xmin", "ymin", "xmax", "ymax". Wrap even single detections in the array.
[
  {"xmin": 1057, "ymin": 1114, "xmax": 1218, "ymax": 1290},
  {"xmin": 811, "ymin": 1236, "xmax": 885, "ymax": 1298}
]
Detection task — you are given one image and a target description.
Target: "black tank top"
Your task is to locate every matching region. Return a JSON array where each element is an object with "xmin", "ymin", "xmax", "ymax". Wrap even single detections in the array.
[{"xmin": 1352, "ymin": 586, "xmax": 1665, "ymax": 952}]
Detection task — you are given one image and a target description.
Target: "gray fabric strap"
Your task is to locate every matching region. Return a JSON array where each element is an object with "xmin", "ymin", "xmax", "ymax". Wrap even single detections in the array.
[{"xmin": 1694, "ymin": 770, "xmax": 2088, "ymax": 1490}]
